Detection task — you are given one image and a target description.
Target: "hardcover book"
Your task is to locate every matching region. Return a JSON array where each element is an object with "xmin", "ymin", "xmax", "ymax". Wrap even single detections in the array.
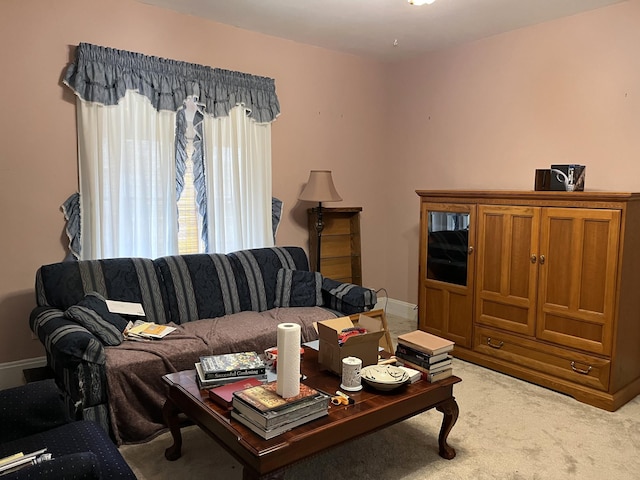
[
  {"xmin": 195, "ymin": 363, "xmax": 266, "ymax": 389},
  {"xmin": 207, "ymin": 377, "xmax": 265, "ymax": 409},
  {"xmin": 231, "ymin": 408, "xmax": 328, "ymax": 440},
  {"xmin": 397, "ymin": 365, "xmax": 422, "ymax": 384},
  {"xmin": 199, "ymin": 352, "xmax": 266, "ymax": 380},
  {"xmin": 395, "ymin": 343, "xmax": 451, "ymax": 364},
  {"xmin": 397, "ymin": 330, "xmax": 454, "ymax": 356},
  {"xmin": 397, "ymin": 358, "xmax": 452, "ymax": 376},
  {"xmin": 426, "ymin": 367, "xmax": 453, "ymax": 383},
  {"xmin": 233, "ymin": 393, "xmax": 329, "ymax": 429},
  {"xmin": 233, "ymin": 381, "xmax": 322, "ymax": 413},
  {"xmin": 395, "ymin": 351, "xmax": 452, "ymax": 371}
]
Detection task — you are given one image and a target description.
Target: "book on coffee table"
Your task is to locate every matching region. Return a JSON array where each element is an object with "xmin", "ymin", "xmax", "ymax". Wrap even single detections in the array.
[
  {"xmin": 231, "ymin": 408, "xmax": 328, "ymax": 440},
  {"xmin": 195, "ymin": 363, "xmax": 266, "ymax": 389},
  {"xmin": 232, "ymin": 381, "xmax": 322, "ymax": 412},
  {"xmin": 232, "ymin": 384, "xmax": 329, "ymax": 429},
  {"xmin": 397, "ymin": 330, "xmax": 454, "ymax": 356},
  {"xmin": 208, "ymin": 377, "xmax": 265, "ymax": 409},
  {"xmin": 396, "ymin": 342, "xmax": 451, "ymax": 365},
  {"xmin": 199, "ymin": 352, "xmax": 266, "ymax": 380}
]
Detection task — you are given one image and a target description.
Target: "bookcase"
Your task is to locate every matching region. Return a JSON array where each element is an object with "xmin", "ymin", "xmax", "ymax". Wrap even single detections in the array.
[{"xmin": 307, "ymin": 207, "xmax": 362, "ymax": 285}]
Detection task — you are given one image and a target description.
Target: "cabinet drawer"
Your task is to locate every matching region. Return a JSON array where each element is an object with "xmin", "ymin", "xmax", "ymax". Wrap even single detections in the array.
[{"xmin": 473, "ymin": 326, "xmax": 610, "ymax": 391}]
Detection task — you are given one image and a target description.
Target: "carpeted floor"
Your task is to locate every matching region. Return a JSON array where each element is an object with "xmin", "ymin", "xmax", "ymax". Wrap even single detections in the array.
[{"xmin": 120, "ymin": 314, "xmax": 640, "ymax": 479}]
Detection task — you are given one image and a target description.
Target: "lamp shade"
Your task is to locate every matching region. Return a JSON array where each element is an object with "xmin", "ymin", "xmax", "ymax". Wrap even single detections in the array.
[{"xmin": 298, "ymin": 170, "xmax": 342, "ymax": 203}]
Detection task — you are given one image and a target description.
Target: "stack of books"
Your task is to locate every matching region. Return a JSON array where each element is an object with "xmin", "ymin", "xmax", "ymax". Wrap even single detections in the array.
[
  {"xmin": 231, "ymin": 382, "xmax": 329, "ymax": 439},
  {"xmin": 196, "ymin": 352, "xmax": 267, "ymax": 389},
  {"xmin": 395, "ymin": 330, "xmax": 455, "ymax": 382}
]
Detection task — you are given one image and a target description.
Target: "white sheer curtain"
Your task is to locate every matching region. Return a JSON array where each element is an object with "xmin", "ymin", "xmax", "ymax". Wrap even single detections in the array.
[
  {"xmin": 64, "ymin": 43, "xmax": 281, "ymax": 260},
  {"xmin": 76, "ymin": 91, "xmax": 178, "ymax": 259},
  {"xmin": 202, "ymin": 105, "xmax": 274, "ymax": 253}
]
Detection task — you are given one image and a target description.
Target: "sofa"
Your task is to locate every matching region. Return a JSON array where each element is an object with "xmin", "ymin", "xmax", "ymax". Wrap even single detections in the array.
[
  {"xmin": 0, "ymin": 379, "xmax": 136, "ymax": 479},
  {"xmin": 30, "ymin": 246, "xmax": 376, "ymax": 445}
]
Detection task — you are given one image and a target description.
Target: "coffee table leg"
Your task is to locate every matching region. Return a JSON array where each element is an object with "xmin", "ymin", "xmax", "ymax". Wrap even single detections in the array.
[
  {"xmin": 436, "ymin": 397, "xmax": 459, "ymax": 460},
  {"xmin": 163, "ymin": 399, "xmax": 183, "ymax": 461}
]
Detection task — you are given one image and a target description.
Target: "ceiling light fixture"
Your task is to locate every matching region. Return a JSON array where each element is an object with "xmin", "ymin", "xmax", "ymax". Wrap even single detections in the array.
[{"xmin": 408, "ymin": 0, "xmax": 436, "ymax": 5}]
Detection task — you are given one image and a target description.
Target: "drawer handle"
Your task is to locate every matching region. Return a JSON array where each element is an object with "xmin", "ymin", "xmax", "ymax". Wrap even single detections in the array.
[
  {"xmin": 486, "ymin": 337, "xmax": 504, "ymax": 349},
  {"xmin": 570, "ymin": 361, "xmax": 592, "ymax": 375}
]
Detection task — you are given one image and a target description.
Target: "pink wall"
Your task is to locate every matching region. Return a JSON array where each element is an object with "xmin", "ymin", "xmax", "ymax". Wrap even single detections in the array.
[
  {"xmin": 385, "ymin": 0, "xmax": 640, "ymax": 307},
  {"xmin": 1, "ymin": 0, "xmax": 639, "ymax": 364},
  {"xmin": 0, "ymin": 0, "xmax": 389, "ymax": 363}
]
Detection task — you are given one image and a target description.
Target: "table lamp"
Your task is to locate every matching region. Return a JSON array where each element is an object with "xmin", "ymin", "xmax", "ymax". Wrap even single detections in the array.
[{"xmin": 298, "ymin": 170, "xmax": 342, "ymax": 271}]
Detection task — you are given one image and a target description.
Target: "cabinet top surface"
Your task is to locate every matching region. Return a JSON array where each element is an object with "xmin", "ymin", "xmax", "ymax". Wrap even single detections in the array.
[{"xmin": 416, "ymin": 190, "xmax": 640, "ymax": 202}]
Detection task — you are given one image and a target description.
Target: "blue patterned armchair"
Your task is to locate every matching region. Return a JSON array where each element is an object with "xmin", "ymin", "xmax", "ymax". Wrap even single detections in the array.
[{"xmin": 0, "ymin": 379, "xmax": 135, "ymax": 479}]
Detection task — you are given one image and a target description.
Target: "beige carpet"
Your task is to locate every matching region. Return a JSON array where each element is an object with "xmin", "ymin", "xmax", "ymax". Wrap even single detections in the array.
[{"xmin": 120, "ymin": 314, "xmax": 640, "ymax": 479}]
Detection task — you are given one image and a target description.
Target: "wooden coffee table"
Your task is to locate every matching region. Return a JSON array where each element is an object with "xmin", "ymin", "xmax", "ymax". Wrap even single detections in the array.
[{"xmin": 162, "ymin": 348, "xmax": 460, "ymax": 480}]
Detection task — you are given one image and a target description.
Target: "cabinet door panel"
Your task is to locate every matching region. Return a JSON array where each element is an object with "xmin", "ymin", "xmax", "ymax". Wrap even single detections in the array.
[
  {"xmin": 537, "ymin": 208, "xmax": 620, "ymax": 355},
  {"xmin": 418, "ymin": 202, "xmax": 475, "ymax": 348},
  {"xmin": 420, "ymin": 285, "xmax": 472, "ymax": 348},
  {"xmin": 475, "ymin": 205, "xmax": 539, "ymax": 336}
]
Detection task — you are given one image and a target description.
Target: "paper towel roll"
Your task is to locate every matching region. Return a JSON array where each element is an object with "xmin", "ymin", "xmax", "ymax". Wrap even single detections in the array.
[{"xmin": 276, "ymin": 323, "xmax": 301, "ymax": 398}]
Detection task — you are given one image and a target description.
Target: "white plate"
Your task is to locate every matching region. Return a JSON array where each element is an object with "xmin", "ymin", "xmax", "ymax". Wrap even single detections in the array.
[{"xmin": 360, "ymin": 365, "xmax": 410, "ymax": 391}]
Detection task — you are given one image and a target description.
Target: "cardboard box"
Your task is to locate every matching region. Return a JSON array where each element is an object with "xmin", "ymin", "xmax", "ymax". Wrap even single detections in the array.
[{"xmin": 317, "ymin": 316, "xmax": 384, "ymax": 375}]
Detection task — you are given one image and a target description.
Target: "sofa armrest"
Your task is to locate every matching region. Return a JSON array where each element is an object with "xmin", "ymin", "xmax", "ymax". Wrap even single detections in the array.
[
  {"xmin": 2, "ymin": 452, "xmax": 101, "ymax": 480},
  {"xmin": 0, "ymin": 380, "xmax": 71, "ymax": 443},
  {"xmin": 321, "ymin": 278, "xmax": 377, "ymax": 315},
  {"xmin": 29, "ymin": 307, "xmax": 106, "ymax": 368}
]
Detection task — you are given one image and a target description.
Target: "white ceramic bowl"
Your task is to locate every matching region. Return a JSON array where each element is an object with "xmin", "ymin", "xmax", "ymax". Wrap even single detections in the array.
[{"xmin": 360, "ymin": 365, "xmax": 410, "ymax": 391}]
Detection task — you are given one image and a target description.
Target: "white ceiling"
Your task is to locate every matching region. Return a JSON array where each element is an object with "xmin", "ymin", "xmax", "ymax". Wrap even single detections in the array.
[{"xmin": 138, "ymin": 0, "xmax": 626, "ymax": 62}]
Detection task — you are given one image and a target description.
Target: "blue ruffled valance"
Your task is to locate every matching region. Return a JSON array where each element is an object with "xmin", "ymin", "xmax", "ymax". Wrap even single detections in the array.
[{"xmin": 63, "ymin": 43, "xmax": 280, "ymax": 123}]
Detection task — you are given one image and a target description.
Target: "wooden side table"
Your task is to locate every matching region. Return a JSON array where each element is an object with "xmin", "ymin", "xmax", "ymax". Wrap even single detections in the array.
[{"xmin": 307, "ymin": 207, "xmax": 362, "ymax": 285}]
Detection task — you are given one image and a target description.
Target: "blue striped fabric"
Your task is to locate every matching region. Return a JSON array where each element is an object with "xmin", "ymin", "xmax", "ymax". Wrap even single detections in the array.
[
  {"xmin": 274, "ymin": 269, "xmax": 323, "ymax": 307},
  {"xmin": 31, "ymin": 307, "xmax": 106, "ymax": 366},
  {"xmin": 232, "ymin": 250, "xmax": 269, "ymax": 312},
  {"xmin": 155, "ymin": 253, "xmax": 242, "ymax": 324},
  {"xmin": 229, "ymin": 247, "xmax": 307, "ymax": 312},
  {"xmin": 156, "ymin": 246, "xmax": 310, "ymax": 324},
  {"xmin": 64, "ymin": 293, "xmax": 127, "ymax": 346},
  {"xmin": 322, "ymin": 277, "xmax": 377, "ymax": 315},
  {"xmin": 35, "ymin": 258, "xmax": 168, "ymax": 324}
]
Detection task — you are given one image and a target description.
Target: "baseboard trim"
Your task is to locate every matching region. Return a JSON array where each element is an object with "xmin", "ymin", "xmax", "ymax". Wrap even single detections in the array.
[
  {"xmin": 374, "ymin": 297, "xmax": 418, "ymax": 322},
  {"xmin": 0, "ymin": 356, "xmax": 47, "ymax": 390}
]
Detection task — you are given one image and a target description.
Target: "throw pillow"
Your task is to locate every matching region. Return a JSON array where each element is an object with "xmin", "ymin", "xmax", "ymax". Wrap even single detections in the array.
[
  {"xmin": 274, "ymin": 269, "xmax": 323, "ymax": 308},
  {"xmin": 64, "ymin": 292, "xmax": 128, "ymax": 346}
]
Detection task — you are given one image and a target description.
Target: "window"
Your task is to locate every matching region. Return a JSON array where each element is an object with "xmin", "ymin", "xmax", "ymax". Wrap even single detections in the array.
[{"xmin": 63, "ymin": 43, "xmax": 281, "ymax": 260}]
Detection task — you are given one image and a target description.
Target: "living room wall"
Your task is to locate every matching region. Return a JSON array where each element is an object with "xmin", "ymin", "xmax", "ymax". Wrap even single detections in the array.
[
  {"xmin": 1, "ymin": 0, "xmax": 639, "ymax": 372},
  {"xmin": 0, "ymin": 0, "xmax": 390, "ymax": 368},
  {"xmin": 384, "ymin": 0, "xmax": 640, "ymax": 309}
]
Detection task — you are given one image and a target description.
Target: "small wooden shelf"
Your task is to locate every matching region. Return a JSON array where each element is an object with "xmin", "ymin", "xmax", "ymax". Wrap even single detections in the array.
[{"xmin": 308, "ymin": 207, "xmax": 362, "ymax": 285}]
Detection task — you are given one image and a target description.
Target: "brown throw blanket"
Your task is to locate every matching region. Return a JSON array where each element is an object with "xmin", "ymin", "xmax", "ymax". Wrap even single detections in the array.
[{"xmin": 105, "ymin": 307, "xmax": 335, "ymax": 444}]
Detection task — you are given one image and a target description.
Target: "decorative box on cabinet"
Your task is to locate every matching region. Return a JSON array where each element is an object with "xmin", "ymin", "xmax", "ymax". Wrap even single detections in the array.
[
  {"xmin": 308, "ymin": 207, "xmax": 362, "ymax": 285},
  {"xmin": 416, "ymin": 190, "xmax": 640, "ymax": 411}
]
